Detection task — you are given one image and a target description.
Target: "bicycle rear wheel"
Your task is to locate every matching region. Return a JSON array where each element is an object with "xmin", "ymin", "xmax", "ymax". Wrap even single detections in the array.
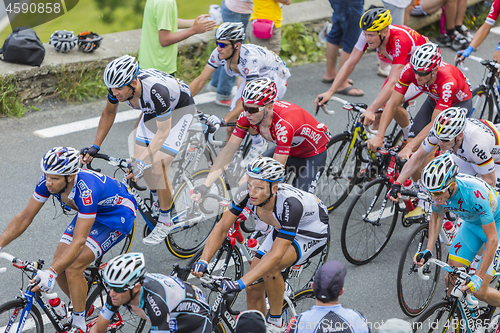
[
  {"xmin": 0, "ymin": 299, "xmax": 44, "ymax": 333},
  {"xmin": 470, "ymin": 86, "xmax": 494, "ymax": 121},
  {"xmin": 341, "ymin": 178, "xmax": 398, "ymax": 265},
  {"xmin": 86, "ymin": 284, "xmax": 148, "ymax": 333},
  {"xmin": 281, "ymin": 288, "xmax": 316, "ymax": 328},
  {"xmin": 315, "ymin": 133, "xmax": 360, "ymax": 212},
  {"xmin": 397, "ymin": 223, "xmax": 442, "ymax": 317},
  {"xmin": 413, "ymin": 301, "xmax": 463, "ymax": 333},
  {"xmin": 165, "ymin": 170, "xmax": 228, "ymax": 258}
]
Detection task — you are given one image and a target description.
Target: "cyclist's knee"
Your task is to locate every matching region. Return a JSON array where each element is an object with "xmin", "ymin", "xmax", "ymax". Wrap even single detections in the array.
[{"xmin": 246, "ymin": 282, "xmax": 265, "ymax": 299}]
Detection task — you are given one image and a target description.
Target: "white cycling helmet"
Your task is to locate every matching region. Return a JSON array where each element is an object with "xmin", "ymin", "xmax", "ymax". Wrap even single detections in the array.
[
  {"xmin": 431, "ymin": 107, "xmax": 467, "ymax": 141},
  {"xmin": 246, "ymin": 156, "xmax": 285, "ymax": 182},
  {"xmin": 40, "ymin": 147, "xmax": 81, "ymax": 175},
  {"xmin": 103, "ymin": 55, "xmax": 139, "ymax": 89},
  {"xmin": 241, "ymin": 78, "xmax": 278, "ymax": 106},
  {"xmin": 421, "ymin": 153, "xmax": 459, "ymax": 193},
  {"xmin": 103, "ymin": 253, "xmax": 146, "ymax": 289},
  {"xmin": 215, "ymin": 22, "xmax": 245, "ymax": 42},
  {"xmin": 410, "ymin": 42, "xmax": 442, "ymax": 72},
  {"xmin": 49, "ymin": 30, "xmax": 77, "ymax": 53}
]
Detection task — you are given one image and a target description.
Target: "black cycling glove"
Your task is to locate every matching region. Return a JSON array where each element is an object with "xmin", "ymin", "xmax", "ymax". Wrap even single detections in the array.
[
  {"xmin": 388, "ymin": 182, "xmax": 402, "ymax": 199},
  {"xmin": 193, "ymin": 184, "xmax": 209, "ymax": 197}
]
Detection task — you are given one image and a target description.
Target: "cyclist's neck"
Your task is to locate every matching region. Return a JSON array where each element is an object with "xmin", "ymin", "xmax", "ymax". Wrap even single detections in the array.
[{"xmin": 133, "ymin": 79, "xmax": 143, "ymax": 100}]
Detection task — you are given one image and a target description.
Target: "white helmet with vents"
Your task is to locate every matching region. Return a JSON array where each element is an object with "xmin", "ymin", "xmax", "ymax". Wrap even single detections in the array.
[
  {"xmin": 421, "ymin": 153, "xmax": 459, "ymax": 193},
  {"xmin": 49, "ymin": 30, "xmax": 77, "ymax": 53},
  {"xmin": 103, "ymin": 55, "xmax": 139, "ymax": 89},
  {"xmin": 215, "ymin": 22, "xmax": 245, "ymax": 42},
  {"xmin": 241, "ymin": 78, "xmax": 278, "ymax": 106},
  {"xmin": 246, "ymin": 156, "xmax": 285, "ymax": 182},
  {"xmin": 40, "ymin": 147, "xmax": 81, "ymax": 175},
  {"xmin": 431, "ymin": 107, "xmax": 467, "ymax": 141},
  {"xmin": 103, "ymin": 253, "xmax": 146, "ymax": 289},
  {"xmin": 410, "ymin": 43, "xmax": 442, "ymax": 72}
]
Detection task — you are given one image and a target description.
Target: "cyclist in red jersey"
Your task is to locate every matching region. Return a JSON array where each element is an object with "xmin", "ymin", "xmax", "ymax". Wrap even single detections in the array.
[
  {"xmin": 456, "ymin": 0, "xmax": 500, "ymax": 63},
  {"xmin": 368, "ymin": 43, "xmax": 472, "ymax": 164},
  {"xmin": 316, "ymin": 8, "xmax": 428, "ymax": 135},
  {"xmin": 191, "ymin": 78, "xmax": 331, "ymax": 200}
]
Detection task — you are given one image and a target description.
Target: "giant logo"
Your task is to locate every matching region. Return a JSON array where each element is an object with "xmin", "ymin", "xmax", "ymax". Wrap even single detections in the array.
[{"xmin": 151, "ymin": 88, "xmax": 167, "ymax": 108}]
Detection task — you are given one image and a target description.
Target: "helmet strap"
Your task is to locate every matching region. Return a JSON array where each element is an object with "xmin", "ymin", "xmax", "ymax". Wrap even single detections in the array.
[
  {"xmin": 378, "ymin": 31, "xmax": 385, "ymax": 46},
  {"xmin": 257, "ymin": 182, "xmax": 274, "ymax": 207},
  {"xmin": 226, "ymin": 41, "xmax": 239, "ymax": 65},
  {"xmin": 254, "ymin": 108, "xmax": 268, "ymax": 127},
  {"xmin": 126, "ymin": 84, "xmax": 136, "ymax": 101},
  {"xmin": 58, "ymin": 175, "xmax": 70, "ymax": 194}
]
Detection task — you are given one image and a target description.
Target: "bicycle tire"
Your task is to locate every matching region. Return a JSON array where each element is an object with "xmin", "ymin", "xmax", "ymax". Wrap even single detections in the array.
[
  {"xmin": 86, "ymin": 284, "xmax": 148, "ymax": 333},
  {"xmin": 470, "ymin": 86, "xmax": 494, "ymax": 121},
  {"xmin": 165, "ymin": 169, "xmax": 229, "ymax": 258},
  {"xmin": 285, "ymin": 237, "xmax": 330, "ymax": 295},
  {"xmin": 391, "ymin": 129, "xmax": 404, "ymax": 148},
  {"xmin": 397, "ymin": 223, "xmax": 442, "ymax": 317},
  {"xmin": 341, "ymin": 177, "xmax": 398, "ymax": 265},
  {"xmin": 177, "ymin": 238, "xmax": 244, "ymax": 306},
  {"xmin": 281, "ymin": 288, "xmax": 316, "ymax": 328},
  {"xmin": 413, "ymin": 301, "xmax": 463, "ymax": 333},
  {"xmin": 0, "ymin": 299, "xmax": 44, "ymax": 333},
  {"xmin": 213, "ymin": 322, "xmax": 226, "ymax": 333},
  {"xmin": 315, "ymin": 133, "xmax": 360, "ymax": 212}
]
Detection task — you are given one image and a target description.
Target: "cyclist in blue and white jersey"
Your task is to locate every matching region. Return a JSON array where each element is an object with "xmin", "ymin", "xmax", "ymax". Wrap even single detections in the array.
[
  {"xmin": 389, "ymin": 107, "xmax": 500, "ymax": 217},
  {"xmin": 0, "ymin": 147, "xmax": 137, "ymax": 333},
  {"xmin": 189, "ymin": 22, "xmax": 291, "ymax": 162},
  {"xmin": 191, "ymin": 157, "xmax": 330, "ymax": 332},
  {"xmin": 414, "ymin": 154, "xmax": 500, "ymax": 306},
  {"xmin": 90, "ymin": 253, "xmax": 212, "ymax": 333},
  {"xmin": 82, "ymin": 55, "xmax": 196, "ymax": 246}
]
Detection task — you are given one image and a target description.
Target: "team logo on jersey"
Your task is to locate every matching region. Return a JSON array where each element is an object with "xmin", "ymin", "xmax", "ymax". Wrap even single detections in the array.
[
  {"xmin": 90, "ymin": 229, "xmax": 98, "ymax": 235},
  {"xmin": 243, "ymin": 68, "xmax": 249, "ymax": 75},
  {"xmin": 275, "ymin": 120, "xmax": 289, "ymax": 143},
  {"xmin": 99, "ymin": 194, "xmax": 123, "ymax": 206},
  {"xmin": 147, "ymin": 294, "xmax": 162, "ymax": 316},
  {"xmin": 454, "ymin": 242, "xmax": 462, "ymax": 254},
  {"xmin": 472, "ymin": 144, "xmax": 489, "ymax": 160},
  {"xmin": 77, "ymin": 180, "xmax": 93, "ymax": 205},
  {"xmin": 300, "ymin": 127, "xmax": 322, "ymax": 145},
  {"xmin": 393, "ymin": 38, "xmax": 401, "ymax": 58},
  {"xmin": 101, "ymin": 231, "xmax": 123, "ymax": 251},
  {"xmin": 210, "ymin": 55, "xmax": 216, "ymax": 63},
  {"xmin": 441, "ymin": 82, "xmax": 454, "ymax": 103}
]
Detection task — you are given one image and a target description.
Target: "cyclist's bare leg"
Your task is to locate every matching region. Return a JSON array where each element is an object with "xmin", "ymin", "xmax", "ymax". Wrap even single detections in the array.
[
  {"xmin": 245, "ymin": 245, "xmax": 298, "ymax": 318},
  {"xmin": 494, "ymin": 50, "xmax": 500, "ymax": 65},
  {"xmin": 447, "ymin": 258, "xmax": 500, "ymax": 307},
  {"xmin": 53, "ymin": 242, "xmax": 95, "ymax": 313},
  {"xmin": 394, "ymin": 105, "xmax": 410, "ymax": 128}
]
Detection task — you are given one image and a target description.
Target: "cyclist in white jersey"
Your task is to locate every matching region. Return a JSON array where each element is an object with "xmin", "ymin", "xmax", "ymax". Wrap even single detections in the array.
[
  {"xmin": 389, "ymin": 107, "xmax": 500, "ymax": 208},
  {"xmin": 190, "ymin": 22, "xmax": 290, "ymax": 154},
  {"xmin": 90, "ymin": 253, "xmax": 212, "ymax": 333},
  {"xmin": 191, "ymin": 157, "xmax": 329, "ymax": 332},
  {"xmin": 82, "ymin": 55, "xmax": 196, "ymax": 246},
  {"xmin": 413, "ymin": 155, "xmax": 500, "ymax": 306}
]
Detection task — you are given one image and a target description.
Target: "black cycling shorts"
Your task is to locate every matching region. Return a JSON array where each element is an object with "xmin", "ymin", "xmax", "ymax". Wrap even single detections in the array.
[
  {"xmin": 262, "ymin": 148, "xmax": 327, "ymax": 193},
  {"xmin": 409, "ymin": 97, "xmax": 472, "ymax": 138}
]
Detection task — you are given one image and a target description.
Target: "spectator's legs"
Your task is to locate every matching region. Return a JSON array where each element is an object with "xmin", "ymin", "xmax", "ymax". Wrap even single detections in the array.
[
  {"xmin": 455, "ymin": 0, "xmax": 467, "ymax": 27},
  {"xmin": 382, "ymin": 1, "xmax": 405, "ymax": 25},
  {"xmin": 444, "ymin": 0, "xmax": 458, "ymax": 32}
]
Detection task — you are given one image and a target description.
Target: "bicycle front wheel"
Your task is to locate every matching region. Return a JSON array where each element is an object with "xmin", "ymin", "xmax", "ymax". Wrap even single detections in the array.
[
  {"xmin": 413, "ymin": 301, "xmax": 463, "ymax": 333},
  {"xmin": 315, "ymin": 133, "xmax": 360, "ymax": 212},
  {"xmin": 281, "ymin": 288, "xmax": 316, "ymax": 328},
  {"xmin": 0, "ymin": 299, "xmax": 44, "ymax": 333},
  {"xmin": 341, "ymin": 178, "xmax": 398, "ymax": 265},
  {"xmin": 86, "ymin": 284, "xmax": 149, "ymax": 333},
  {"xmin": 166, "ymin": 169, "xmax": 228, "ymax": 258},
  {"xmin": 470, "ymin": 86, "xmax": 494, "ymax": 121},
  {"xmin": 397, "ymin": 223, "xmax": 442, "ymax": 317}
]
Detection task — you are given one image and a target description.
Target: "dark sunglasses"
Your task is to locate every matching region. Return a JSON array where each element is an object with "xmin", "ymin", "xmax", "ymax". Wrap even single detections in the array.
[
  {"xmin": 413, "ymin": 69, "xmax": 432, "ymax": 77},
  {"xmin": 243, "ymin": 105, "xmax": 263, "ymax": 114},
  {"xmin": 216, "ymin": 42, "xmax": 231, "ymax": 49},
  {"xmin": 105, "ymin": 282, "xmax": 130, "ymax": 293}
]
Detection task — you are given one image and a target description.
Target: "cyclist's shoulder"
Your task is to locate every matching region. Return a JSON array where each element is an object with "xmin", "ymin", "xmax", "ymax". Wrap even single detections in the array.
[
  {"xmin": 455, "ymin": 175, "xmax": 493, "ymax": 199},
  {"xmin": 303, "ymin": 304, "xmax": 368, "ymax": 327},
  {"xmin": 142, "ymin": 273, "xmax": 186, "ymax": 297}
]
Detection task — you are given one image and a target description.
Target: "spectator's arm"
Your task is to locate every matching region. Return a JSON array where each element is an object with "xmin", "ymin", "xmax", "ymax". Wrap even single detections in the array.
[
  {"xmin": 159, "ymin": 15, "xmax": 215, "ymax": 47},
  {"xmin": 275, "ymin": 0, "xmax": 292, "ymax": 5}
]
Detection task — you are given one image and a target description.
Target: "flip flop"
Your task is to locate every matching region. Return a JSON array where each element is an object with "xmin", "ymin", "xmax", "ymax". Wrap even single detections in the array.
[
  {"xmin": 336, "ymin": 86, "xmax": 364, "ymax": 97},
  {"xmin": 321, "ymin": 78, "xmax": 354, "ymax": 85}
]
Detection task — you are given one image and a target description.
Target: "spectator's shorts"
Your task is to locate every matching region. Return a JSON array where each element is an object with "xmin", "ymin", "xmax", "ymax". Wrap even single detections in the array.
[
  {"xmin": 247, "ymin": 24, "xmax": 281, "ymax": 54},
  {"xmin": 326, "ymin": 0, "xmax": 364, "ymax": 53},
  {"xmin": 411, "ymin": 3, "xmax": 429, "ymax": 16}
]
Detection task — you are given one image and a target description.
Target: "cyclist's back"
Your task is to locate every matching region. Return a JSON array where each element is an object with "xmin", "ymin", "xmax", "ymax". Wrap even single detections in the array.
[{"xmin": 102, "ymin": 273, "xmax": 211, "ymax": 333}]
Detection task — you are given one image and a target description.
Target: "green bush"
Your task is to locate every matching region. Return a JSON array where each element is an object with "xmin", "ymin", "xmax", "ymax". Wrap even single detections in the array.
[
  {"xmin": 0, "ymin": 76, "xmax": 31, "ymax": 118},
  {"xmin": 55, "ymin": 64, "xmax": 108, "ymax": 102},
  {"xmin": 280, "ymin": 23, "xmax": 326, "ymax": 65}
]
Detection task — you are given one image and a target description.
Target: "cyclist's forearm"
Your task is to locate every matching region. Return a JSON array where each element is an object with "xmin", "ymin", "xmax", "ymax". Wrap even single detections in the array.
[
  {"xmin": 396, "ymin": 148, "xmax": 428, "ymax": 183},
  {"xmin": 470, "ymin": 23, "xmax": 492, "ymax": 50},
  {"xmin": 477, "ymin": 223, "xmax": 498, "ymax": 279},
  {"xmin": 426, "ymin": 212, "xmax": 442, "ymax": 252},
  {"xmin": 94, "ymin": 109, "xmax": 117, "ymax": 147},
  {"xmin": 327, "ymin": 58, "xmax": 357, "ymax": 93},
  {"xmin": 241, "ymin": 250, "xmax": 282, "ymax": 286},
  {"xmin": 200, "ymin": 214, "xmax": 233, "ymax": 262},
  {"xmin": 369, "ymin": 78, "xmax": 396, "ymax": 112},
  {"xmin": 224, "ymin": 103, "xmax": 243, "ymax": 124},
  {"xmin": 406, "ymin": 123, "xmax": 432, "ymax": 152},
  {"xmin": 0, "ymin": 214, "xmax": 32, "ymax": 248},
  {"xmin": 89, "ymin": 316, "xmax": 111, "ymax": 333},
  {"xmin": 203, "ymin": 142, "xmax": 240, "ymax": 187},
  {"xmin": 138, "ymin": 129, "xmax": 171, "ymax": 164},
  {"xmin": 375, "ymin": 93, "xmax": 403, "ymax": 139}
]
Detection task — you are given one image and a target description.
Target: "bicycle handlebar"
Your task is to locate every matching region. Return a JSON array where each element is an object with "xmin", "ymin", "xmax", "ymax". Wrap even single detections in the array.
[
  {"xmin": 198, "ymin": 193, "xmax": 230, "ymax": 215},
  {"xmin": 400, "ymin": 190, "xmax": 432, "ymax": 201}
]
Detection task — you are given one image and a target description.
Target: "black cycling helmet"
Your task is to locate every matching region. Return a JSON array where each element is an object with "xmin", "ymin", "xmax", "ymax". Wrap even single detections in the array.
[
  {"xmin": 360, "ymin": 8, "xmax": 392, "ymax": 31},
  {"xmin": 78, "ymin": 31, "xmax": 103, "ymax": 53}
]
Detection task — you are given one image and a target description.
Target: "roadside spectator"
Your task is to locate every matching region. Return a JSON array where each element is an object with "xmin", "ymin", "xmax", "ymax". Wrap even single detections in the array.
[
  {"xmin": 138, "ymin": 0, "xmax": 216, "ymax": 75},
  {"xmin": 235, "ymin": 310, "xmax": 267, "ymax": 333},
  {"xmin": 382, "ymin": 0, "xmax": 411, "ymax": 25},
  {"xmin": 208, "ymin": 0, "xmax": 253, "ymax": 106},
  {"xmin": 322, "ymin": 0, "xmax": 364, "ymax": 96},
  {"xmin": 406, "ymin": 0, "xmax": 471, "ymax": 51},
  {"xmin": 285, "ymin": 261, "xmax": 369, "ymax": 333},
  {"xmin": 247, "ymin": 0, "xmax": 291, "ymax": 55},
  {"xmin": 379, "ymin": 319, "xmax": 413, "ymax": 333}
]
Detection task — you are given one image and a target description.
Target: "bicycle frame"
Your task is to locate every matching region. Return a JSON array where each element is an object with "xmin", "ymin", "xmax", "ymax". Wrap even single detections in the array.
[{"xmin": 465, "ymin": 55, "xmax": 500, "ymax": 120}]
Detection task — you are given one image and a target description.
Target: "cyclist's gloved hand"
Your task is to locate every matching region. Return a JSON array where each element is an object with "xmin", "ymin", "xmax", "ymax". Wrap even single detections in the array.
[
  {"xmin": 457, "ymin": 45, "xmax": 474, "ymax": 59},
  {"xmin": 128, "ymin": 159, "xmax": 146, "ymax": 180},
  {"xmin": 221, "ymin": 279, "xmax": 245, "ymax": 293},
  {"xmin": 207, "ymin": 115, "xmax": 225, "ymax": 127},
  {"xmin": 414, "ymin": 249, "xmax": 432, "ymax": 264},
  {"xmin": 193, "ymin": 184, "xmax": 209, "ymax": 197},
  {"xmin": 81, "ymin": 144, "xmax": 100, "ymax": 163},
  {"xmin": 467, "ymin": 275, "xmax": 482, "ymax": 292},
  {"xmin": 35, "ymin": 269, "xmax": 57, "ymax": 293},
  {"xmin": 192, "ymin": 261, "xmax": 208, "ymax": 275},
  {"xmin": 387, "ymin": 182, "xmax": 402, "ymax": 200}
]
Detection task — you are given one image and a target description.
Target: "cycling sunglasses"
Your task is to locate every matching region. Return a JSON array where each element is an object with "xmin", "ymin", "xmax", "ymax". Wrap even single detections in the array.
[
  {"xmin": 216, "ymin": 42, "xmax": 231, "ymax": 49},
  {"xmin": 412, "ymin": 69, "xmax": 432, "ymax": 77},
  {"xmin": 243, "ymin": 105, "xmax": 264, "ymax": 114},
  {"xmin": 105, "ymin": 282, "xmax": 130, "ymax": 294},
  {"xmin": 430, "ymin": 182, "xmax": 454, "ymax": 197}
]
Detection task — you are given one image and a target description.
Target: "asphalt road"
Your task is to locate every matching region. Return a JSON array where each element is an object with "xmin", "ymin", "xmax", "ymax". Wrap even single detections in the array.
[{"xmin": 0, "ymin": 32, "xmax": 498, "ymax": 328}]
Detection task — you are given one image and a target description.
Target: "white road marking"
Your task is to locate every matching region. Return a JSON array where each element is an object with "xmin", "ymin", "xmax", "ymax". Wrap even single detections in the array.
[{"xmin": 33, "ymin": 86, "xmax": 238, "ymax": 138}]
